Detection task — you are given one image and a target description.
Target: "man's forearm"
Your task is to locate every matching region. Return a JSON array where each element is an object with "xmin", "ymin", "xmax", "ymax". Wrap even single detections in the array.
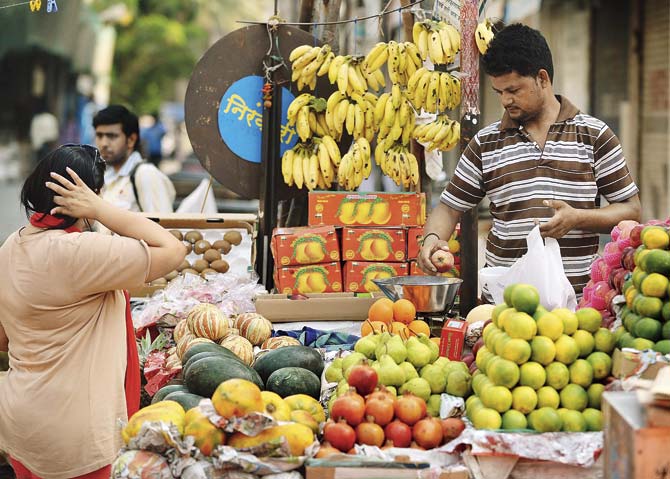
[
  {"xmin": 576, "ymin": 195, "xmax": 641, "ymax": 234},
  {"xmin": 423, "ymin": 202, "xmax": 463, "ymax": 244}
]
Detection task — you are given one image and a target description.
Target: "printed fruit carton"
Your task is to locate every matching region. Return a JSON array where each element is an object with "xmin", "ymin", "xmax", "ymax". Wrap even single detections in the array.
[
  {"xmin": 409, "ymin": 260, "xmax": 460, "ymax": 278},
  {"xmin": 342, "ymin": 227, "xmax": 407, "ymax": 262},
  {"xmin": 407, "ymin": 224, "xmax": 461, "ymax": 260},
  {"xmin": 271, "ymin": 225, "xmax": 340, "ymax": 267},
  {"xmin": 440, "ymin": 318, "xmax": 468, "ymax": 361},
  {"xmin": 343, "ymin": 261, "xmax": 409, "ymax": 293},
  {"xmin": 274, "ymin": 262, "xmax": 343, "ymax": 295},
  {"xmin": 308, "ymin": 192, "xmax": 426, "ymax": 227}
]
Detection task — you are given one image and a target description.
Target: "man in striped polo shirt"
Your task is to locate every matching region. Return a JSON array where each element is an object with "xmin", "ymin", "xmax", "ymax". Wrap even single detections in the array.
[{"xmin": 418, "ymin": 24, "xmax": 641, "ymax": 298}]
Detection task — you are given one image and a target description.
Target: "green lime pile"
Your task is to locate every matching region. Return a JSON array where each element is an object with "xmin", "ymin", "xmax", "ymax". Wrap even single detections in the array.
[
  {"xmin": 620, "ymin": 226, "xmax": 670, "ymax": 354},
  {"xmin": 466, "ymin": 284, "xmax": 609, "ymax": 433}
]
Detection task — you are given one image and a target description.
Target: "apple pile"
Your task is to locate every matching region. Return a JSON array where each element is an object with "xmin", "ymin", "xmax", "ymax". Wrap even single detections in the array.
[{"xmin": 317, "ymin": 363, "xmax": 466, "ymax": 456}]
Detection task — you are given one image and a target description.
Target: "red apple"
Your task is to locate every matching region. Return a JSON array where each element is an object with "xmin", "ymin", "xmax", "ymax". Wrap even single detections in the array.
[
  {"xmin": 461, "ymin": 353, "xmax": 475, "ymax": 367},
  {"xmin": 629, "ymin": 224, "xmax": 644, "ymax": 247},
  {"xmin": 468, "ymin": 362, "xmax": 478, "ymax": 374},
  {"xmin": 472, "ymin": 337, "xmax": 484, "ymax": 356},
  {"xmin": 430, "ymin": 250, "xmax": 455, "ymax": 273}
]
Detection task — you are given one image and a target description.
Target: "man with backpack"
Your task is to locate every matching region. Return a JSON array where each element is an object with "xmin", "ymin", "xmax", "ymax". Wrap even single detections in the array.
[{"xmin": 93, "ymin": 105, "xmax": 175, "ymax": 232}]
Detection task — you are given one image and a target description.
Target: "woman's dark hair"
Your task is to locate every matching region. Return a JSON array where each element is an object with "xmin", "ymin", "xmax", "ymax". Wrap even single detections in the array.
[
  {"xmin": 92, "ymin": 104, "xmax": 141, "ymax": 152},
  {"xmin": 482, "ymin": 23, "xmax": 554, "ymax": 82},
  {"xmin": 21, "ymin": 145, "xmax": 106, "ymax": 230}
]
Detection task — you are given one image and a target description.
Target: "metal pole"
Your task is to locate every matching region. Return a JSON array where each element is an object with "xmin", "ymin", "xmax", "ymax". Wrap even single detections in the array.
[{"xmin": 458, "ymin": 0, "xmax": 481, "ymax": 316}]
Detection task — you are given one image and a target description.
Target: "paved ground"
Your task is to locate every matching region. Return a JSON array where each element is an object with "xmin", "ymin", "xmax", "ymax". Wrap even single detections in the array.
[{"xmin": 0, "ymin": 181, "xmax": 25, "ymax": 244}]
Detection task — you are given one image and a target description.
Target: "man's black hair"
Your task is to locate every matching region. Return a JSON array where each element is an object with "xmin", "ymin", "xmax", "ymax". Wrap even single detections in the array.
[
  {"xmin": 93, "ymin": 104, "xmax": 141, "ymax": 151},
  {"xmin": 482, "ymin": 23, "xmax": 554, "ymax": 82},
  {"xmin": 21, "ymin": 145, "xmax": 106, "ymax": 230}
]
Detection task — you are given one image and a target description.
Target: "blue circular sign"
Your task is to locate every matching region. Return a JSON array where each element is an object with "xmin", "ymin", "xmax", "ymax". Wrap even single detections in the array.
[{"xmin": 218, "ymin": 75, "xmax": 298, "ymax": 164}]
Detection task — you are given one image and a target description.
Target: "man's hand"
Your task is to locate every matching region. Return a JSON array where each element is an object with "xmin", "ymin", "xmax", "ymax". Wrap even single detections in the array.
[
  {"xmin": 418, "ymin": 239, "xmax": 451, "ymax": 274},
  {"xmin": 539, "ymin": 199, "xmax": 581, "ymax": 239}
]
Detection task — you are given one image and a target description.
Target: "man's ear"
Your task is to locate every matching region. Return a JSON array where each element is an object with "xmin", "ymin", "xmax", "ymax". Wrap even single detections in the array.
[
  {"xmin": 537, "ymin": 69, "xmax": 551, "ymax": 88},
  {"xmin": 127, "ymin": 133, "xmax": 138, "ymax": 151}
]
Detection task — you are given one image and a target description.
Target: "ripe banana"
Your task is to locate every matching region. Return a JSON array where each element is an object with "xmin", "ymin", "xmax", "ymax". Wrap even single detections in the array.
[
  {"xmin": 475, "ymin": 19, "xmax": 495, "ymax": 55},
  {"xmin": 325, "ymin": 90, "xmax": 379, "ymax": 141},
  {"xmin": 407, "ymin": 69, "xmax": 461, "ymax": 113},
  {"xmin": 412, "ymin": 115, "xmax": 461, "ymax": 152},
  {"xmin": 290, "ymin": 44, "xmax": 334, "ymax": 91},
  {"xmin": 412, "ymin": 20, "xmax": 462, "ymax": 65},
  {"xmin": 375, "ymin": 141, "xmax": 420, "ymax": 188},
  {"xmin": 336, "ymin": 138, "xmax": 371, "ymax": 190}
]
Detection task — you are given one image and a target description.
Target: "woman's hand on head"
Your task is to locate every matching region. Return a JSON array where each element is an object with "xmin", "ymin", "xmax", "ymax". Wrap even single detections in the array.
[{"xmin": 46, "ymin": 167, "xmax": 103, "ymax": 220}]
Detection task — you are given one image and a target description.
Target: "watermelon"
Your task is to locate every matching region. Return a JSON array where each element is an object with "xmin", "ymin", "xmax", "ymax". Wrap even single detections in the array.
[
  {"xmin": 266, "ymin": 367, "xmax": 321, "ymax": 399},
  {"xmin": 185, "ymin": 356, "xmax": 264, "ymax": 397},
  {"xmin": 253, "ymin": 345, "xmax": 324, "ymax": 384}
]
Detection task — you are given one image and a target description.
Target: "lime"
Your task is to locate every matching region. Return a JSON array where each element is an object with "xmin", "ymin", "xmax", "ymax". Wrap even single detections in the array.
[
  {"xmin": 511, "ymin": 386, "xmax": 538, "ymax": 414},
  {"xmin": 537, "ymin": 313, "xmax": 564, "ymax": 341},
  {"xmin": 560, "ymin": 384, "xmax": 588, "ymax": 411},
  {"xmin": 554, "ymin": 335, "xmax": 580, "ymax": 365},
  {"xmin": 582, "ymin": 408, "xmax": 603, "ymax": 431},
  {"xmin": 594, "ymin": 328, "xmax": 616, "ymax": 354},
  {"xmin": 505, "ymin": 312, "xmax": 537, "ymax": 341},
  {"xmin": 530, "ymin": 336, "xmax": 557, "ymax": 365},
  {"xmin": 545, "ymin": 362, "xmax": 570, "ymax": 390},
  {"xmin": 587, "ymin": 383, "xmax": 605, "ymax": 409},
  {"xmin": 572, "ymin": 329, "xmax": 595, "ymax": 357},
  {"xmin": 519, "ymin": 361, "xmax": 547, "ymax": 390},
  {"xmin": 487, "ymin": 357, "xmax": 520, "ymax": 389},
  {"xmin": 510, "ymin": 284, "xmax": 540, "ymax": 315},
  {"xmin": 536, "ymin": 386, "xmax": 560, "ymax": 409},
  {"xmin": 568, "ymin": 359, "xmax": 594, "ymax": 388},
  {"xmin": 471, "ymin": 407, "xmax": 502, "ymax": 430},
  {"xmin": 586, "ymin": 352, "xmax": 612, "ymax": 380},
  {"xmin": 481, "ymin": 385, "xmax": 513, "ymax": 413},
  {"xmin": 529, "ymin": 407, "xmax": 563, "ymax": 432},
  {"xmin": 575, "ymin": 308, "xmax": 602, "ymax": 333},
  {"xmin": 561, "ymin": 409, "xmax": 588, "ymax": 432},
  {"xmin": 552, "ymin": 308, "xmax": 579, "ymax": 335},
  {"xmin": 501, "ymin": 409, "xmax": 528, "ymax": 430},
  {"xmin": 641, "ymin": 273, "xmax": 670, "ymax": 298},
  {"xmin": 634, "ymin": 317, "xmax": 663, "ymax": 342},
  {"xmin": 500, "ymin": 338, "xmax": 532, "ymax": 365}
]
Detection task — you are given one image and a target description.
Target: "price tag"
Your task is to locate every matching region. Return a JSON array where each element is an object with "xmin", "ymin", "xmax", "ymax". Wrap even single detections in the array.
[{"xmin": 433, "ymin": 0, "xmax": 462, "ymax": 29}]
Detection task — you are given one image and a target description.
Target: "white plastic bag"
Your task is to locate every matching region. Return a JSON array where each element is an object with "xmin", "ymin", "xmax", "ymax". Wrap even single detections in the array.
[
  {"xmin": 176, "ymin": 178, "xmax": 217, "ymax": 214},
  {"xmin": 489, "ymin": 226, "xmax": 577, "ymax": 311}
]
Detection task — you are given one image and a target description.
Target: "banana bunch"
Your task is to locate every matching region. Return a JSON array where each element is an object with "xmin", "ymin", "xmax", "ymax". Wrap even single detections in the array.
[
  {"xmin": 326, "ymin": 55, "xmax": 386, "ymax": 95},
  {"xmin": 413, "ymin": 115, "xmax": 461, "ymax": 152},
  {"xmin": 325, "ymin": 91, "xmax": 378, "ymax": 142},
  {"xmin": 363, "ymin": 41, "xmax": 422, "ymax": 86},
  {"xmin": 373, "ymin": 141, "xmax": 420, "ymax": 188},
  {"xmin": 475, "ymin": 19, "xmax": 495, "ymax": 55},
  {"xmin": 281, "ymin": 136, "xmax": 341, "ymax": 190},
  {"xmin": 412, "ymin": 20, "xmax": 461, "ymax": 65},
  {"xmin": 407, "ymin": 68, "xmax": 461, "ymax": 113},
  {"xmin": 289, "ymin": 44, "xmax": 334, "ymax": 91},
  {"xmin": 287, "ymin": 94, "xmax": 335, "ymax": 142},
  {"xmin": 337, "ymin": 138, "xmax": 372, "ymax": 190},
  {"xmin": 374, "ymin": 85, "xmax": 416, "ymax": 149}
]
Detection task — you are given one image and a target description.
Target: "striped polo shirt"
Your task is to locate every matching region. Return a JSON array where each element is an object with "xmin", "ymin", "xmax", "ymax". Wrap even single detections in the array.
[{"xmin": 441, "ymin": 96, "xmax": 639, "ymax": 294}]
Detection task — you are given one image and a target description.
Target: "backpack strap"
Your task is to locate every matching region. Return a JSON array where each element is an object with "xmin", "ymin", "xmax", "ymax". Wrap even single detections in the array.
[{"xmin": 128, "ymin": 161, "xmax": 147, "ymax": 212}]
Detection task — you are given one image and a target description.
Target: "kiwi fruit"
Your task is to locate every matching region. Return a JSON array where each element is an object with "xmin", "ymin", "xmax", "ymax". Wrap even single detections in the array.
[
  {"xmin": 164, "ymin": 270, "xmax": 179, "ymax": 281},
  {"xmin": 210, "ymin": 259, "xmax": 230, "ymax": 274},
  {"xmin": 193, "ymin": 259, "xmax": 209, "ymax": 273},
  {"xmin": 177, "ymin": 260, "xmax": 191, "ymax": 272},
  {"xmin": 200, "ymin": 268, "xmax": 217, "ymax": 278},
  {"xmin": 224, "ymin": 231, "xmax": 243, "ymax": 246},
  {"xmin": 183, "ymin": 242, "xmax": 193, "ymax": 254},
  {"xmin": 212, "ymin": 240, "xmax": 232, "ymax": 255},
  {"xmin": 184, "ymin": 230, "xmax": 203, "ymax": 244},
  {"xmin": 182, "ymin": 268, "xmax": 199, "ymax": 276},
  {"xmin": 203, "ymin": 248, "xmax": 222, "ymax": 263},
  {"xmin": 150, "ymin": 277, "xmax": 168, "ymax": 286},
  {"xmin": 169, "ymin": 230, "xmax": 183, "ymax": 241},
  {"xmin": 194, "ymin": 240, "xmax": 212, "ymax": 255}
]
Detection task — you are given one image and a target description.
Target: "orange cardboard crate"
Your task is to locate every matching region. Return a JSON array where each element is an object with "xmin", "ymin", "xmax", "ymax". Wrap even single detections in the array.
[
  {"xmin": 271, "ymin": 225, "xmax": 340, "ymax": 267},
  {"xmin": 407, "ymin": 224, "xmax": 461, "ymax": 260},
  {"xmin": 274, "ymin": 262, "xmax": 343, "ymax": 295},
  {"xmin": 409, "ymin": 260, "xmax": 460, "ymax": 278},
  {"xmin": 308, "ymin": 192, "xmax": 426, "ymax": 227},
  {"xmin": 342, "ymin": 227, "xmax": 407, "ymax": 262},
  {"xmin": 440, "ymin": 318, "xmax": 468, "ymax": 360},
  {"xmin": 343, "ymin": 261, "xmax": 409, "ymax": 293}
]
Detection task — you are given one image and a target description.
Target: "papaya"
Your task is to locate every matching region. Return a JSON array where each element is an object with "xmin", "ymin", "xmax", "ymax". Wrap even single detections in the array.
[
  {"xmin": 260, "ymin": 391, "xmax": 291, "ymax": 421},
  {"xmin": 183, "ymin": 407, "xmax": 226, "ymax": 456},
  {"xmin": 228, "ymin": 423, "xmax": 315, "ymax": 456},
  {"xmin": 284, "ymin": 394, "xmax": 326, "ymax": 423},
  {"xmin": 211, "ymin": 378, "xmax": 264, "ymax": 419},
  {"xmin": 122, "ymin": 400, "xmax": 185, "ymax": 445}
]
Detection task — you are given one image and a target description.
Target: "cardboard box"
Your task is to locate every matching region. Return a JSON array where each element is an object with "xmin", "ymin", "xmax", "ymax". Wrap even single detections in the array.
[
  {"xmin": 254, "ymin": 292, "xmax": 381, "ymax": 322},
  {"xmin": 407, "ymin": 224, "xmax": 461, "ymax": 260},
  {"xmin": 342, "ymin": 227, "xmax": 407, "ymax": 262},
  {"xmin": 440, "ymin": 319, "xmax": 468, "ymax": 360},
  {"xmin": 274, "ymin": 262, "xmax": 343, "ymax": 295},
  {"xmin": 611, "ymin": 348, "xmax": 669, "ymax": 380},
  {"xmin": 409, "ymin": 260, "xmax": 460, "ymax": 278},
  {"xmin": 129, "ymin": 213, "xmax": 257, "ymax": 297},
  {"xmin": 343, "ymin": 261, "xmax": 409, "ymax": 293},
  {"xmin": 308, "ymin": 192, "xmax": 426, "ymax": 227},
  {"xmin": 603, "ymin": 391, "xmax": 670, "ymax": 479},
  {"xmin": 462, "ymin": 452, "xmax": 603, "ymax": 479},
  {"xmin": 271, "ymin": 225, "xmax": 340, "ymax": 267},
  {"xmin": 304, "ymin": 467, "xmax": 468, "ymax": 479}
]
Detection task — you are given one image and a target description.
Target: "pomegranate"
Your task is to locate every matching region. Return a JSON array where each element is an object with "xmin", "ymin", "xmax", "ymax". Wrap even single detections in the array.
[
  {"xmin": 384, "ymin": 420, "xmax": 412, "ymax": 448},
  {"xmin": 331, "ymin": 391, "xmax": 365, "ymax": 426},
  {"xmin": 394, "ymin": 393, "xmax": 427, "ymax": 426},
  {"xmin": 315, "ymin": 441, "xmax": 340, "ymax": 458},
  {"xmin": 440, "ymin": 417, "xmax": 466, "ymax": 441},
  {"xmin": 347, "ymin": 363, "xmax": 378, "ymax": 396},
  {"xmin": 323, "ymin": 419, "xmax": 356, "ymax": 452},
  {"xmin": 413, "ymin": 417, "xmax": 443, "ymax": 449},
  {"xmin": 365, "ymin": 397, "xmax": 394, "ymax": 426},
  {"xmin": 366, "ymin": 386, "xmax": 396, "ymax": 403},
  {"xmin": 430, "ymin": 249, "xmax": 455, "ymax": 273},
  {"xmin": 355, "ymin": 417, "xmax": 385, "ymax": 447}
]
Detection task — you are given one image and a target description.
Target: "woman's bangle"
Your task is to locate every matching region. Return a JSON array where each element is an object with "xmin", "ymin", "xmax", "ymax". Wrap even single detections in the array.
[{"xmin": 421, "ymin": 232, "xmax": 441, "ymax": 246}]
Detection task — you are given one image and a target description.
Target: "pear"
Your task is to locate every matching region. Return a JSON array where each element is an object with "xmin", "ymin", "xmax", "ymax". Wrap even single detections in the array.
[
  {"xmin": 386, "ymin": 385, "xmax": 397, "ymax": 396},
  {"xmin": 354, "ymin": 337, "xmax": 377, "ymax": 359},
  {"xmin": 443, "ymin": 361, "xmax": 466, "ymax": 378},
  {"xmin": 446, "ymin": 370, "xmax": 472, "ymax": 398},
  {"xmin": 377, "ymin": 354, "xmax": 406, "ymax": 387},
  {"xmin": 398, "ymin": 377, "xmax": 432, "ymax": 401},
  {"xmin": 420, "ymin": 363, "xmax": 447, "ymax": 394},
  {"xmin": 400, "ymin": 362, "xmax": 419, "ymax": 381},
  {"xmin": 427, "ymin": 394, "xmax": 442, "ymax": 417},
  {"xmin": 434, "ymin": 357, "xmax": 451, "ymax": 370},
  {"xmin": 336, "ymin": 379, "xmax": 350, "ymax": 396},
  {"xmin": 377, "ymin": 334, "xmax": 407, "ymax": 364},
  {"xmin": 342, "ymin": 352, "xmax": 366, "ymax": 372},
  {"xmin": 325, "ymin": 359, "xmax": 343, "ymax": 383},
  {"xmin": 406, "ymin": 336, "xmax": 432, "ymax": 368},
  {"xmin": 417, "ymin": 334, "xmax": 439, "ymax": 363}
]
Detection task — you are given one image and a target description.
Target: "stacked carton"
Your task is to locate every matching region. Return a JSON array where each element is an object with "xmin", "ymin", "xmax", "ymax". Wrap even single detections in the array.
[{"xmin": 407, "ymin": 225, "xmax": 461, "ymax": 278}]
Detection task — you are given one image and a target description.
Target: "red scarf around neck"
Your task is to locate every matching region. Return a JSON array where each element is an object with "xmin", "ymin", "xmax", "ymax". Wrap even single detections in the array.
[{"xmin": 29, "ymin": 213, "xmax": 140, "ymax": 417}]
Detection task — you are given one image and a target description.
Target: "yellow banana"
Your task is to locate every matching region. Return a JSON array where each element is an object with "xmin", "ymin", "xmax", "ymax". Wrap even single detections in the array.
[
  {"xmin": 364, "ymin": 42, "xmax": 389, "ymax": 73},
  {"xmin": 383, "ymin": 96, "xmax": 397, "ymax": 128},
  {"xmin": 345, "ymin": 102, "xmax": 356, "ymax": 135},
  {"xmin": 412, "ymin": 22, "xmax": 423, "ymax": 47},
  {"xmin": 293, "ymin": 149, "xmax": 304, "ymax": 189},
  {"xmin": 387, "ymin": 41, "xmax": 401, "ymax": 84},
  {"xmin": 307, "ymin": 152, "xmax": 320, "ymax": 190},
  {"xmin": 335, "ymin": 99, "xmax": 349, "ymax": 135},
  {"xmin": 322, "ymin": 135, "xmax": 341, "ymax": 166},
  {"xmin": 405, "ymin": 42, "xmax": 423, "ymax": 68},
  {"xmin": 281, "ymin": 149, "xmax": 294, "ymax": 186},
  {"xmin": 439, "ymin": 73, "xmax": 451, "ymax": 110},
  {"xmin": 308, "ymin": 110, "xmax": 318, "ymax": 135},
  {"xmin": 391, "ymin": 84, "xmax": 401, "ymax": 109},
  {"xmin": 428, "ymin": 31, "xmax": 444, "ymax": 64},
  {"xmin": 316, "ymin": 170, "xmax": 326, "ymax": 189},
  {"xmin": 425, "ymin": 72, "xmax": 440, "ymax": 113},
  {"xmin": 398, "ymin": 100, "xmax": 409, "ymax": 127},
  {"xmin": 445, "ymin": 24, "xmax": 461, "ymax": 54},
  {"xmin": 418, "ymin": 29, "xmax": 429, "ymax": 60},
  {"xmin": 365, "ymin": 68, "xmax": 380, "ymax": 91},
  {"xmin": 292, "ymin": 46, "xmax": 321, "ymax": 71},
  {"xmin": 301, "ymin": 45, "xmax": 330, "ymax": 81},
  {"xmin": 328, "ymin": 55, "xmax": 347, "ymax": 84},
  {"xmin": 317, "ymin": 142, "xmax": 332, "ymax": 182},
  {"xmin": 317, "ymin": 51, "xmax": 335, "ymax": 77},
  {"xmin": 296, "ymin": 106, "xmax": 311, "ymax": 141},
  {"xmin": 407, "ymin": 67, "xmax": 427, "ymax": 95},
  {"xmin": 326, "ymin": 91, "xmax": 346, "ymax": 116},
  {"xmin": 337, "ymin": 61, "xmax": 349, "ymax": 93},
  {"xmin": 397, "ymin": 42, "xmax": 407, "ymax": 77},
  {"xmin": 438, "ymin": 27, "xmax": 453, "ymax": 63},
  {"xmin": 408, "ymin": 152, "xmax": 419, "ymax": 186},
  {"xmin": 287, "ymin": 93, "xmax": 313, "ymax": 125},
  {"xmin": 302, "ymin": 150, "xmax": 311, "ymax": 188},
  {"xmin": 373, "ymin": 69, "xmax": 386, "ymax": 89},
  {"xmin": 413, "ymin": 70, "xmax": 431, "ymax": 110},
  {"xmin": 353, "ymin": 104, "xmax": 364, "ymax": 139},
  {"xmin": 289, "ymin": 45, "xmax": 312, "ymax": 62},
  {"xmin": 475, "ymin": 19, "xmax": 495, "ymax": 55},
  {"xmin": 374, "ymin": 93, "xmax": 390, "ymax": 126}
]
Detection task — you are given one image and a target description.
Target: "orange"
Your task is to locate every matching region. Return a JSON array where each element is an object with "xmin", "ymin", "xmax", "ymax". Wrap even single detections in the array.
[
  {"xmin": 390, "ymin": 321, "xmax": 411, "ymax": 339},
  {"xmin": 368, "ymin": 298, "xmax": 395, "ymax": 325},
  {"xmin": 408, "ymin": 319, "xmax": 430, "ymax": 337},
  {"xmin": 393, "ymin": 299, "xmax": 417, "ymax": 324},
  {"xmin": 361, "ymin": 320, "xmax": 389, "ymax": 336}
]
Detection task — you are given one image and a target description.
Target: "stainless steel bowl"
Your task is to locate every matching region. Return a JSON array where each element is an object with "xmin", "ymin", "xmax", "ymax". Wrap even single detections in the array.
[{"xmin": 373, "ymin": 275, "xmax": 463, "ymax": 314}]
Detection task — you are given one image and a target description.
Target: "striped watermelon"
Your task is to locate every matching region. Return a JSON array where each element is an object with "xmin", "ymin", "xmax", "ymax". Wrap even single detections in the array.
[
  {"xmin": 176, "ymin": 336, "xmax": 213, "ymax": 359},
  {"xmin": 219, "ymin": 335, "xmax": 254, "ymax": 365},
  {"xmin": 173, "ymin": 320, "xmax": 190, "ymax": 343},
  {"xmin": 260, "ymin": 336, "xmax": 302, "ymax": 350},
  {"xmin": 235, "ymin": 313, "xmax": 273, "ymax": 346},
  {"xmin": 187, "ymin": 304, "xmax": 229, "ymax": 341}
]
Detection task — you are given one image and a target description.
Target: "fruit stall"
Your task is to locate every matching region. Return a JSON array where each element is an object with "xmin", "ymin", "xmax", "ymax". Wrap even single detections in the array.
[{"xmin": 97, "ymin": 2, "xmax": 670, "ymax": 479}]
